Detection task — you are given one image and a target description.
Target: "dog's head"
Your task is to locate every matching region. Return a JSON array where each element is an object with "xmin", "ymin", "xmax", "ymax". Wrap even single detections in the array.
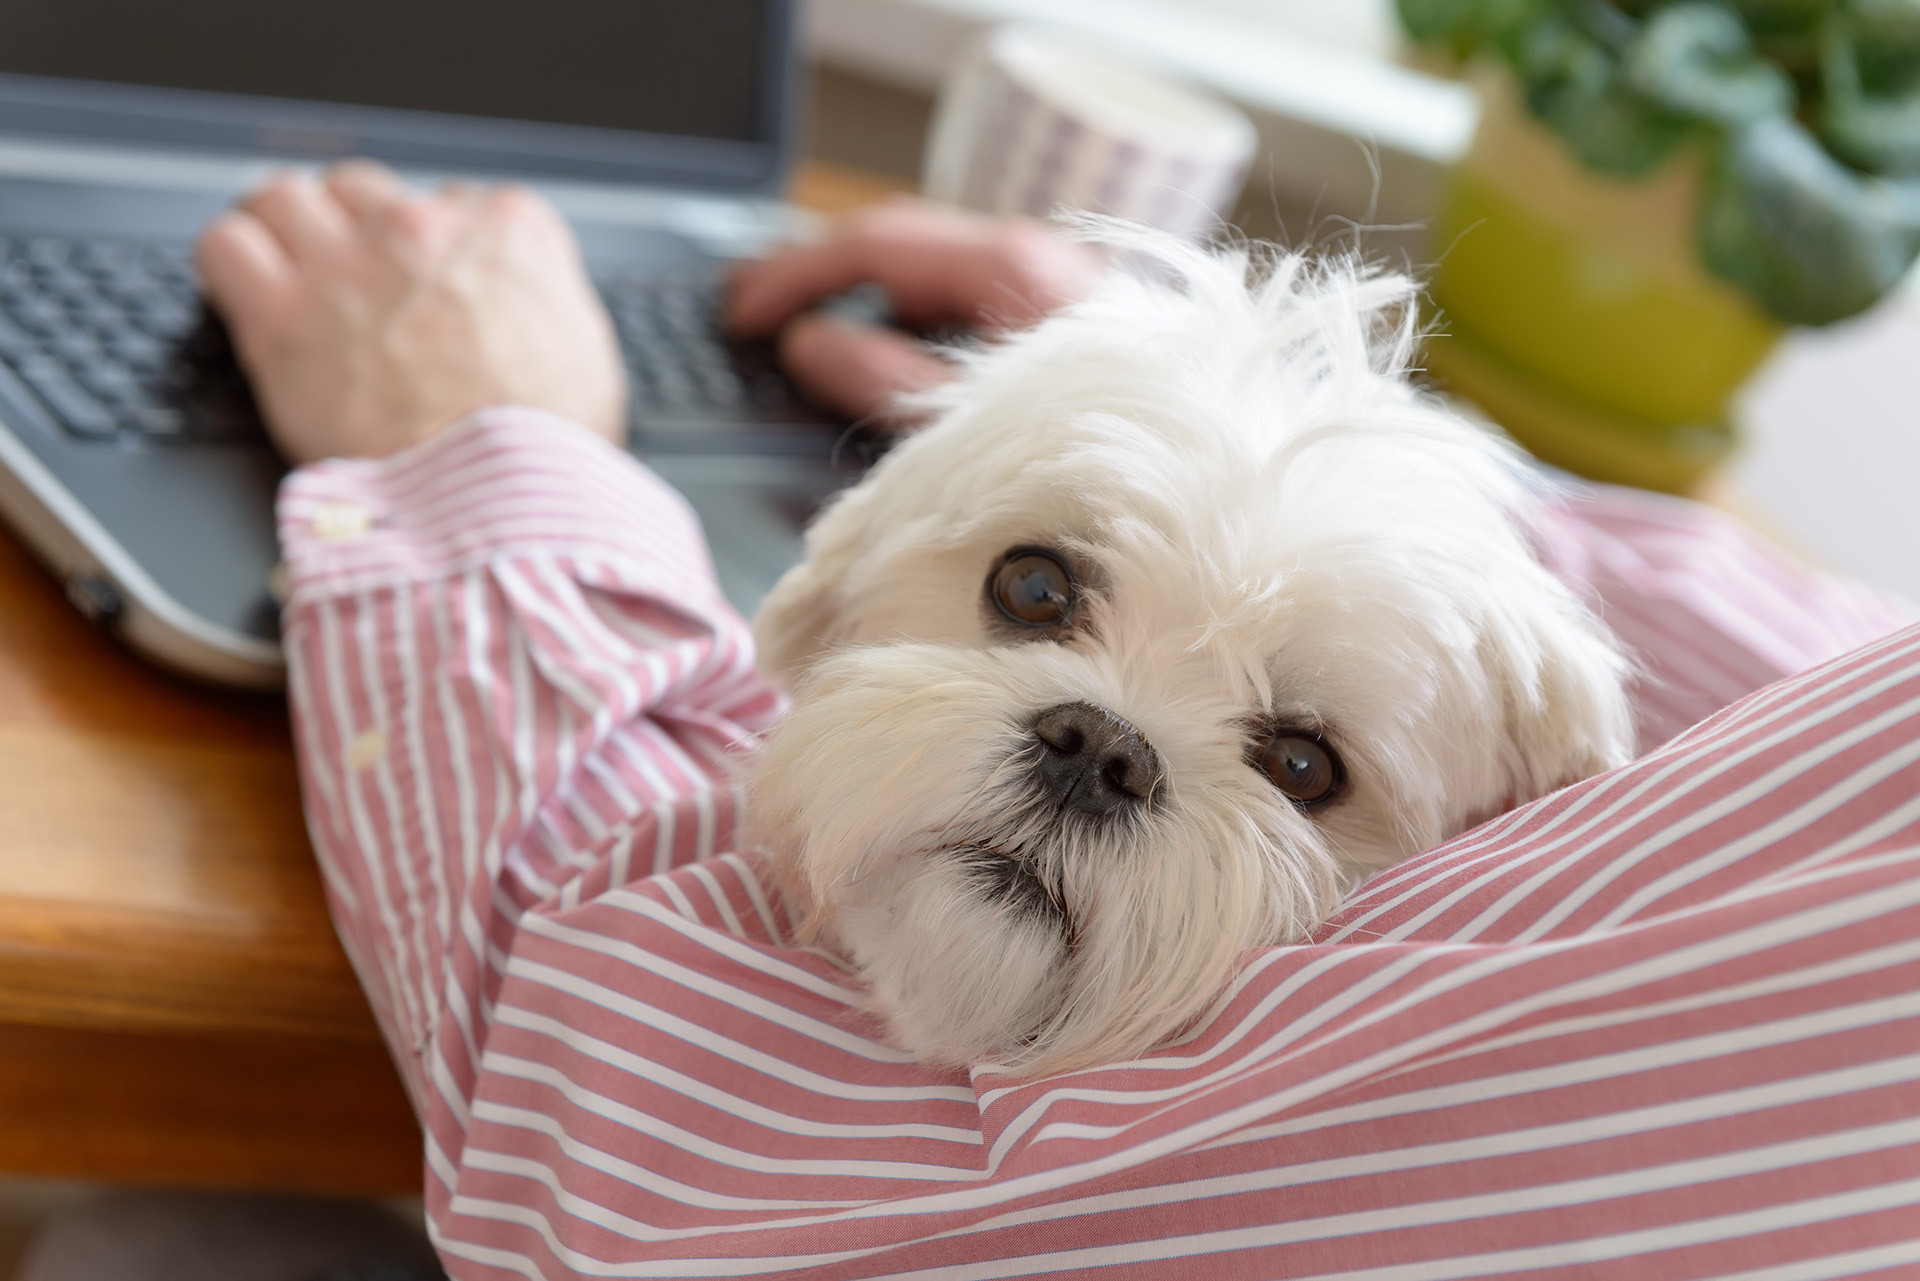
[{"xmin": 748, "ymin": 225, "xmax": 1632, "ymax": 1076}]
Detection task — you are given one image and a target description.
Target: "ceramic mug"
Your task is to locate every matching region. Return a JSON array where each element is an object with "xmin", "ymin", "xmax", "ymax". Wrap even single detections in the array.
[{"xmin": 922, "ymin": 26, "xmax": 1257, "ymax": 239}]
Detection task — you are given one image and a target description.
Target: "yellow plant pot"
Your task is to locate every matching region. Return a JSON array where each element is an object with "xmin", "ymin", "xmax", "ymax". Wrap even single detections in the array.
[{"xmin": 1425, "ymin": 79, "xmax": 1784, "ymax": 493}]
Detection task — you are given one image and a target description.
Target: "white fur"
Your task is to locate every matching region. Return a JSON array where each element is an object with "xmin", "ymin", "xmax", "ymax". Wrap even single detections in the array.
[{"xmin": 748, "ymin": 222, "xmax": 1633, "ymax": 1077}]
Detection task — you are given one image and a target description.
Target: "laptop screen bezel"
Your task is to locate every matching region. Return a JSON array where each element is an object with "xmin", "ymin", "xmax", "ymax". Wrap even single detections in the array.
[{"xmin": 0, "ymin": 0, "xmax": 799, "ymax": 194}]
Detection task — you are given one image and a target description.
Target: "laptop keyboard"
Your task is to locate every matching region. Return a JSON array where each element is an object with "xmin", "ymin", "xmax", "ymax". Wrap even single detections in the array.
[
  {"xmin": 0, "ymin": 234, "xmax": 835, "ymax": 453},
  {"xmin": 601, "ymin": 271, "xmax": 802, "ymax": 421},
  {"xmin": 0, "ymin": 237, "xmax": 246, "ymax": 443}
]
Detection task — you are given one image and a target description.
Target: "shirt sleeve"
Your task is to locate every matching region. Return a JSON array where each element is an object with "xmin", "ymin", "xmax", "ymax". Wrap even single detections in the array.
[
  {"xmin": 282, "ymin": 425, "xmax": 1920, "ymax": 1280},
  {"xmin": 276, "ymin": 406, "xmax": 783, "ymax": 1128}
]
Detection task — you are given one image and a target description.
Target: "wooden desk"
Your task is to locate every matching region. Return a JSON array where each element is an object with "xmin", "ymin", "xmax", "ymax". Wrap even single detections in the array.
[
  {"xmin": 0, "ymin": 521, "xmax": 421, "ymax": 1193},
  {"xmin": 0, "ymin": 160, "xmax": 914, "ymax": 1196}
]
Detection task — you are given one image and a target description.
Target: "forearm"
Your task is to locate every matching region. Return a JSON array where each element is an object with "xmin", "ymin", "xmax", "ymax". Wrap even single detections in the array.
[{"xmin": 277, "ymin": 407, "xmax": 782, "ymax": 1110}]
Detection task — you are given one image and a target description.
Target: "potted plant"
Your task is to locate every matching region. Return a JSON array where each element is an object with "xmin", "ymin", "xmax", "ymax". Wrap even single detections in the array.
[{"xmin": 1398, "ymin": 0, "xmax": 1920, "ymax": 491}]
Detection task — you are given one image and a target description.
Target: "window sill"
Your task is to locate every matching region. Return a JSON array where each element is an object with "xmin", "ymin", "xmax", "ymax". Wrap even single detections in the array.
[{"xmin": 803, "ymin": 0, "xmax": 1477, "ymax": 223}]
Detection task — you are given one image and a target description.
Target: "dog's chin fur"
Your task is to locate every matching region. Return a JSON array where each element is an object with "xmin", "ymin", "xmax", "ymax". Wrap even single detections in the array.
[{"xmin": 747, "ymin": 221, "xmax": 1634, "ymax": 1078}]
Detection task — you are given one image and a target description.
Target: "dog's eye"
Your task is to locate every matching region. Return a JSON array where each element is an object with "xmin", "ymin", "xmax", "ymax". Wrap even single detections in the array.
[
  {"xmin": 1253, "ymin": 731, "xmax": 1342, "ymax": 806},
  {"xmin": 990, "ymin": 549, "xmax": 1074, "ymax": 628}
]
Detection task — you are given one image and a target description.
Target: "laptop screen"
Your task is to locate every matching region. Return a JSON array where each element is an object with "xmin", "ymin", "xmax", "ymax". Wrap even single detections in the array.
[{"xmin": 0, "ymin": 0, "xmax": 795, "ymax": 190}]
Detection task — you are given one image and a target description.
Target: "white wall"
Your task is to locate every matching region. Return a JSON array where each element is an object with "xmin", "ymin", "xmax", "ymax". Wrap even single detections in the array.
[{"xmin": 1735, "ymin": 287, "xmax": 1920, "ymax": 600}]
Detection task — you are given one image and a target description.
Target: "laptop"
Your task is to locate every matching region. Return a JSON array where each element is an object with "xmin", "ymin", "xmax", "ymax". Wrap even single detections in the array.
[{"xmin": 0, "ymin": 0, "xmax": 867, "ymax": 689}]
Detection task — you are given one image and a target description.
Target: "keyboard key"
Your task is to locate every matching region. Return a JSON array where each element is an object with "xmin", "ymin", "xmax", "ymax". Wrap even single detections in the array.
[
  {"xmin": 698, "ymin": 373, "xmax": 747, "ymax": 409},
  {"xmin": 73, "ymin": 241, "xmax": 141, "ymax": 279},
  {"xmin": 650, "ymin": 368, "xmax": 697, "ymax": 408},
  {"xmin": 0, "ymin": 313, "xmax": 42, "ymax": 360},
  {"xmin": 98, "ymin": 270, "xmax": 163, "ymax": 304},
  {"xmin": 73, "ymin": 298, "xmax": 129, "ymax": 334},
  {"xmin": 624, "ymin": 333, "xmax": 672, "ymax": 365},
  {"xmin": 7, "ymin": 296, "xmax": 66, "ymax": 335},
  {"xmin": 140, "ymin": 243, "xmax": 193, "ymax": 271},
  {"xmin": 107, "ymin": 330, "xmax": 168, "ymax": 372},
  {"xmin": 76, "ymin": 362, "xmax": 143, "ymax": 405},
  {"xmin": 746, "ymin": 370, "xmax": 796, "ymax": 409},
  {"xmin": 16, "ymin": 356, "xmax": 118, "ymax": 439},
  {"xmin": 49, "ymin": 332, "xmax": 108, "ymax": 366},
  {"xmin": 132, "ymin": 296, "xmax": 195, "ymax": 336},
  {"xmin": 658, "ymin": 314, "xmax": 708, "ymax": 343},
  {"xmin": 139, "ymin": 366, "xmax": 192, "ymax": 400},
  {"xmin": 22, "ymin": 238, "xmax": 70, "ymax": 271},
  {"xmin": 36, "ymin": 264, "xmax": 99, "ymax": 303}
]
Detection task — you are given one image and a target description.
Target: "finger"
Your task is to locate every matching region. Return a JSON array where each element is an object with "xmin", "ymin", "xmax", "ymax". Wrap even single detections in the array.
[
  {"xmin": 340, "ymin": 178, "xmax": 483, "ymax": 263},
  {"xmin": 481, "ymin": 182, "xmax": 571, "ymax": 241},
  {"xmin": 778, "ymin": 312, "xmax": 955, "ymax": 426},
  {"xmin": 240, "ymin": 170, "xmax": 355, "ymax": 261},
  {"xmin": 430, "ymin": 179, "xmax": 489, "ymax": 234},
  {"xmin": 473, "ymin": 183, "xmax": 589, "ymax": 278},
  {"xmin": 728, "ymin": 200, "xmax": 1099, "ymax": 337},
  {"xmin": 195, "ymin": 208, "xmax": 294, "ymax": 337},
  {"xmin": 324, "ymin": 160, "xmax": 411, "ymax": 223}
]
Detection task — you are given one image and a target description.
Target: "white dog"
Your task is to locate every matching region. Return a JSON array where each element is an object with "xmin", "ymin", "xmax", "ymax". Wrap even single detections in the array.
[{"xmin": 748, "ymin": 223, "xmax": 1633, "ymax": 1078}]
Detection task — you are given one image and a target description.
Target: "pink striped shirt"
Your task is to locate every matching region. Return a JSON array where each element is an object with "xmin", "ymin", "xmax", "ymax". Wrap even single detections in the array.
[{"xmin": 279, "ymin": 408, "xmax": 1920, "ymax": 1279}]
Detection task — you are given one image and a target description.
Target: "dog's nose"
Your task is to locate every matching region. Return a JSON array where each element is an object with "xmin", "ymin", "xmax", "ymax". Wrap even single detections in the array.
[{"xmin": 1032, "ymin": 701, "xmax": 1163, "ymax": 817}]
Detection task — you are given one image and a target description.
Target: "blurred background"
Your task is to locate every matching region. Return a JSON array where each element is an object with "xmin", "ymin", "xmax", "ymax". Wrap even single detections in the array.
[{"xmin": 805, "ymin": 0, "xmax": 1920, "ymax": 601}]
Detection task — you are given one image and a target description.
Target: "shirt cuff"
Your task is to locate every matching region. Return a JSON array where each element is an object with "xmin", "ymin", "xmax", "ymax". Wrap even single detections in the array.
[{"xmin": 276, "ymin": 406, "xmax": 722, "ymax": 611}]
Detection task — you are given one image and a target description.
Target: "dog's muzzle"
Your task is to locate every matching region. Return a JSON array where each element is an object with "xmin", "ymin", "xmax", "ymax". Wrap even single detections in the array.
[{"xmin": 1032, "ymin": 701, "xmax": 1164, "ymax": 817}]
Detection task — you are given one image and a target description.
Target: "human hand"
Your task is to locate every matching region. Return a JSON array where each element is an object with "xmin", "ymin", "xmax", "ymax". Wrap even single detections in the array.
[
  {"xmin": 197, "ymin": 161, "xmax": 625, "ymax": 464},
  {"xmin": 726, "ymin": 199, "xmax": 1102, "ymax": 424}
]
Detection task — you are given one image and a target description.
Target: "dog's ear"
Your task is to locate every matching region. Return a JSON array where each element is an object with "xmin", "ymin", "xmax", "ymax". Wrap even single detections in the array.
[
  {"xmin": 752, "ymin": 482, "xmax": 885, "ymax": 687},
  {"xmin": 753, "ymin": 556, "xmax": 850, "ymax": 688},
  {"xmin": 1490, "ymin": 591, "xmax": 1636, "ymax": 806}
]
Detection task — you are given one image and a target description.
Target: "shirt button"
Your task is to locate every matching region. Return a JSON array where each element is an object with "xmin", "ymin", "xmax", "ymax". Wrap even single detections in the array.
[
  {"xmin": 311, "ymin": 500, "xmax": 372, "ymax": 541},
  {"xmin": 349, "ymin": 727, "xmax": 387, "ymax": 771}
]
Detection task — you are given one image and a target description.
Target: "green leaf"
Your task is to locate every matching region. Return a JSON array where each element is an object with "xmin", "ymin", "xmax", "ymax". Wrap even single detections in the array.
[
  {"xmin": 1515, "ymin": 15, "xmax": 1694, "ymax": 175},
  {"xmin": 1725, "ymin": 0, "xmax": 1839, "ymax": 34},
  {"xmin": 1820, "ymin": 4, "xmax": 1920, "ymax": 171},
  {"xmin": 1395, "ymin": 0, "xmax": 1483, "ymax": 42},
  {"xmin": 1625, "ymin": 3, "xmax": 1797, "ymax": 123},
  {"xmin": 1844, "ymin": 0, "xmax": 1920, "ymax": 53},
  {"xmin": 1707, "ymin": 1, "xmax": 1830, "ymax": 76},
  {"xmin": 1822, "ymin": 75, "xmax": 1920, "ymax": 171},
  {"xmin": 1395, "ymin": 0, "xmax": 1546, "ymax": 49},
  {"xmin": 1569, "ymin": 0, "xmax": 1642, "ymax": 52},
  {"xmin": 1699, "ymin": 115, "xmax": 1920, "ymax": 322}
]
